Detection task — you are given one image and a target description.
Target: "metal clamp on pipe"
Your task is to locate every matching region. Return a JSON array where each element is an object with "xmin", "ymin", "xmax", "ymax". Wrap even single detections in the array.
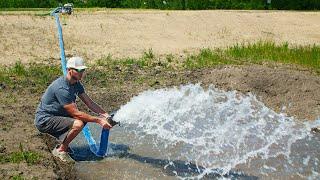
[
  {"xmin": 62, "ymin": 3, "xmax": 73, "ymax": 15},
  {"xmin": 107, "ymin": 113, "xmax": 120, "ymax": 127}
]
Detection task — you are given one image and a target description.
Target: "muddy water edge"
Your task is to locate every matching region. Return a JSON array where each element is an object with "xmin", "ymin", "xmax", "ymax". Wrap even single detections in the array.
[{"xmin": 0, "ymin": 64, "xmax": 319, "ymax": 179}]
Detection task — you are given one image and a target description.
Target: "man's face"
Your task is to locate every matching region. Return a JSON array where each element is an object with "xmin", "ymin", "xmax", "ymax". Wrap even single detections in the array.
[{"xmin": 70, "ymin": 68, "xmax": 86, "ymax": 81}]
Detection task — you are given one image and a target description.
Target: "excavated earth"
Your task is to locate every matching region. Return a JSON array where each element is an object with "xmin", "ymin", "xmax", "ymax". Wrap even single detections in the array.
[{"xmin": 0, "ymin": 10, "xmax": 319, "ymax": 179}]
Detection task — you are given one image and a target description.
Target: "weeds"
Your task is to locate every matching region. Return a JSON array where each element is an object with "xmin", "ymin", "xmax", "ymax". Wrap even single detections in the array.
[
  {"xmin": 184, "ymin": 48, "xmax": 240, "ymax": 69},
  {"xmin": 97, "ymin": 54, "xmax": 113, "ymax": 66},
  {"xmin": 0, "ymin": 151, "xmax": 40, "ymax": 164},
  {"xmin": 143, "ymin": 48, "xmax": 155, "ymax": 60},
  {"xmin": 12, "ymin": 175, "xmax": 25, "ymax": 180},
  {"xmin": 165, "ymin": 54, "xmax": 174, "ymax": 63},
  {"xmin": 0, "ymin": 62, "xmax": 60, "ymax": 93},
  {"xmin": 138, "ymin": 48, "xmax": 155, "ymax": 67},
  {"xmin": 226, "ymin": 41, "xmax": 320, "ymax": 70},
  {"xmin": 0, "ymin": 143, "xmax": 41, "ymax": 165},
  {"xmin": 0, "ymin": 41, "xmax": 319, "ymax": 93},
  {"xmin": 183, "ymin": 41, "xmax": 319, "ymax": 71},
  {"xmin": 11, "ymin": 61, "xmax": 27, "ymax": 76}
]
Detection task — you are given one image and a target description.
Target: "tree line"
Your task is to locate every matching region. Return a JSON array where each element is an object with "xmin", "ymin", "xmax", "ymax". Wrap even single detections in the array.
[{"xmin": 1, "ymin": 0, "xmax": 319, "ymax": 10}]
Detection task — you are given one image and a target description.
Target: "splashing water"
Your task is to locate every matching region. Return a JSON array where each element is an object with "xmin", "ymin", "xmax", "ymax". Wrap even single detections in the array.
[{"xmin": 113, "ymin": 84, "xmax": 320, "ymax": 179}]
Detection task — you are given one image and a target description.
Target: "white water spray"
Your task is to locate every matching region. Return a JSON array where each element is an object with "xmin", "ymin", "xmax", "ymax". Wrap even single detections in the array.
[{"xmin": 113, "ymin": 84, "xmax": 320, "ymax": 179}]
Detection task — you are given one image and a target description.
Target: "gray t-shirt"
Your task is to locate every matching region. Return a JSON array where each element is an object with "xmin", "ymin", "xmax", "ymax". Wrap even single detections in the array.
[{"xmin": 35, "ymin": 76, "xmax": 85, "ymax": 126}]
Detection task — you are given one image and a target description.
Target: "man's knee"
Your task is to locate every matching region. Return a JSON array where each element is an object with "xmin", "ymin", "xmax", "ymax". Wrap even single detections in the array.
[{"xmin": 72, "ymin": 119, "xmax": 85, "ymax": 131}]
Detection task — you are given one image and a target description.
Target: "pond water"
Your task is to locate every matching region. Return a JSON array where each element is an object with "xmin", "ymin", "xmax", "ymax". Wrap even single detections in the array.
[{"xmin": 71, "ymin": 84, "xmax": 320, "ymax": 179}]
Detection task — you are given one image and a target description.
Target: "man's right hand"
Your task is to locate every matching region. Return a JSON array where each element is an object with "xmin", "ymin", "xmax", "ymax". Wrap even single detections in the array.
[{"xmin": 97, "ymin": 117, "xmax": 112, "ymax": 129}]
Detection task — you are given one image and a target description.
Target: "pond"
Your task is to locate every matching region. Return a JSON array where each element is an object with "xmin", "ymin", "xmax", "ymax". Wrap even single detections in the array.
[{"xmin": 71, "ymin": 84, "xmax": 320, "ymax": 179}]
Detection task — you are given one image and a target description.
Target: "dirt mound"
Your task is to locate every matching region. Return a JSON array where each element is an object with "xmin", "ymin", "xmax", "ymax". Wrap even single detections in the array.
[
  {"xmin": 1, "ymin": 63, "xmax": 319, "ymax": 179},
  {"xmin": 0, "ymin": 9, "xmax": 319, "ymax": 179},
  {"xmin": 197, "ymin": 65, "xmax": 320, "ymax": 120}
]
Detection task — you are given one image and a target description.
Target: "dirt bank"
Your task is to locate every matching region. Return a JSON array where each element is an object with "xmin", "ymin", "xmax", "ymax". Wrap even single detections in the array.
[
  {"xmin": 1, "ymin": 63, "xmax": 319, "ymax": 179},
  {"xmin": 0, "ymin": 10, "xmax": 319, "ymax": 179}
]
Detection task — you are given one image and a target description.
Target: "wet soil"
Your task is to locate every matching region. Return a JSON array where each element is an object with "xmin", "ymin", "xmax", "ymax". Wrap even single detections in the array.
[
  {"xmin": 0, "ymin": 63, "xmax": 319, "ymax": 179},
  {"xmin": 0, "ymin": 9, "xmax": 319, "ymax": 179}
]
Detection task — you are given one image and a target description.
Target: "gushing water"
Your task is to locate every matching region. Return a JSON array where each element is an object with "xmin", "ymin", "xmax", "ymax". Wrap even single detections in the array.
[{"xmin": 112, "ymin": 84, "xmax": 320, "ymax": 179}]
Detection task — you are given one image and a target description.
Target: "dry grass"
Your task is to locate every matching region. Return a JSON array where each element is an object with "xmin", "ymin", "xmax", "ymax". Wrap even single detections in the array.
[{"xmin": 0, "ymin": 10, "xmax": 319, "ymax": 65}]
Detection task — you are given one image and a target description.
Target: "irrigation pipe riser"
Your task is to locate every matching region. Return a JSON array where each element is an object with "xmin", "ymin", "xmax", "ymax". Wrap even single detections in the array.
[{"xmin": 50, "ymin": 4, "xmax": 110, "ymax": 157}]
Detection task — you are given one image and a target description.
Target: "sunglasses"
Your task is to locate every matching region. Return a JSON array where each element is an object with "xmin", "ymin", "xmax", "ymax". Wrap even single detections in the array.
[{"xmin": 72, "ymin": 68, "xmax": 86, "ymax": 73}]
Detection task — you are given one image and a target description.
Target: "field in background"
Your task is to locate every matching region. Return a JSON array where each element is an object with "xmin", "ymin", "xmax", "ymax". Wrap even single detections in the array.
[
  {"xmin": 0, "ymin": 9, "xmax": 319, "ymax": 180},
  {"xmin": 1, "ymin": 0, "xmax": 319, "ymax": 10},
  {"xmin": 0, "ymin": 10, "xmax": 319, "ymax": 66}
]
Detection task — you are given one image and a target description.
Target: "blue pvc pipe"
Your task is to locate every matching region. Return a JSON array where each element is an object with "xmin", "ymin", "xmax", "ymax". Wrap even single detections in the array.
[
  {"xmin": 96, "ymin": 129, "xmax": 109, "ymax": 157},
  {"xmin": 53, "ymin": 13, "xmax": 67, "ymax": 76},
  {"xmin": 82, "ymin": 125, "xmax": 98, "ymax": 153},
  {"xmin": 52, "ymin": 12, "xmax": 109, "ymax": 157}
]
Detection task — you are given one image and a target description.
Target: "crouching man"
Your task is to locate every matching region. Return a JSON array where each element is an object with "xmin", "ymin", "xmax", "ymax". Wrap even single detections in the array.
[{"xmin": 35, "ymin": 57, "xmax": 112, "ymax": 162}]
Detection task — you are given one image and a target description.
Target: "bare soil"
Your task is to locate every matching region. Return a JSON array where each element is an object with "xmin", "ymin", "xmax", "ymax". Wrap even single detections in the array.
[
  {"xmin": 0, "ymin": 10, "xmax": 319, "ymax": 65},
  {"xmin": 0, "ymin": 10, "xmax": 319, "ymax": 179}
]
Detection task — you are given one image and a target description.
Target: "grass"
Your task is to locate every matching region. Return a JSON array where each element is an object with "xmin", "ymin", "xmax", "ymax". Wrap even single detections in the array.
[
  {"xmin": 226, "ymin": 41, "xmax": 320, "ymax": 70},
  {"xmin": 0, "ymin": 151, "xmax": 40, "ymax": 164},
  {"xmin": 0, "ymin": 8, "xmax": 156, "ymax": 16},
  {"xmin": 185, "ymin": 41, "xmax": 319, "ymax": 70},
  {"xmin": 0, "ymin": 41, "xmax": 319, "ymax": 93},
  {"xmin": 0, "ymin": 8, "xmax": 51, "ymax": 16},
  {"xmin": 184, "ymin": 48, "xmax": 239, "ymax": 69},
  {"xmin": 96, "ymin": 49, "xmax": 158, "ymax": 70},
  {"xmin": 0, "ymin": 8, "xmax": 50, "ymax": 11},
  {"xmin": 0, "ymin": 143, "xmax": 41, "ymax": 165},
  {"xmin": 12, "ymin": 175, "xmax": 24, "ymax": 180},
  {"xmin": 0, "ymin": 62, "xmax": 60, "ymax": 93}
]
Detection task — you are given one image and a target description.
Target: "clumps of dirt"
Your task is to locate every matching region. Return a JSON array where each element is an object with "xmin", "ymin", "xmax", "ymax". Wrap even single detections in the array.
[
  {"xmin": 0, "ymin": 63, "xmax": 319, "ymax": 179},
  {"xmin": 194, "ymin": 64, "xmax": 320, "ymax": 120},
  {"xmin": 0, "ymin": 94, "xmax": 77, "ymax": 180},
  {"xmin": 41, "ymin": 134, "xmax": 77, "ymax": 180}
]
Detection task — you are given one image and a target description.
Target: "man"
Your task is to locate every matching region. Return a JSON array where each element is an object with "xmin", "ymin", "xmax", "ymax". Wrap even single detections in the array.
[{"xmin": 35, "ymin": 57, "xmax": 112, "ymax": 162}]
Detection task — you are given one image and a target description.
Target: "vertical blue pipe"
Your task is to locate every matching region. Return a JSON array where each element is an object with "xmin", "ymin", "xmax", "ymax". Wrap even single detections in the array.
[
  {"xmin": 52, "ymin": 11, "xmax": 109, "ymax": 157},
  {"xmin": 53, "ymin": 13, "xmax": 67, "ymax": 76},
  {"xmin": 96, "ymin": 129, "xmax": 109, "ymax": 157}
]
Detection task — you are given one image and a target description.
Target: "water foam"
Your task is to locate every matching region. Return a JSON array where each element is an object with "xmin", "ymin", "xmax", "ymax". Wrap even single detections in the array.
[{"xmin": 113, "ymin": 84, "xmax": 319, "ymax": 178}]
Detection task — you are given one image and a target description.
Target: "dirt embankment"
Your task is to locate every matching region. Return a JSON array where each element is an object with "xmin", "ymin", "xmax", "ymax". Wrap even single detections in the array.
[
  {"xmin": 1, "ymin": 64, "xmax": 319, "ymax": 179},
  {"xmin": 194, "ymin": 65, "xmax": 320, "ymax": 121},
  {"xmin": 0, "ymin": 10, "xmax": 319, "ymax": 179}
]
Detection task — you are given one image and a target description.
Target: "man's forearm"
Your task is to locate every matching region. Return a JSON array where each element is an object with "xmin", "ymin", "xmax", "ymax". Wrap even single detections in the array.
[{"xmin": 72, "ymin": 110, "xmax": 100, "ymax": 123}]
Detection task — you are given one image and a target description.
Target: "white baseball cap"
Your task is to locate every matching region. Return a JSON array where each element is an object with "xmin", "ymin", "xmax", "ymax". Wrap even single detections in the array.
[{"xmin": 66, "ymin": 57, "xmax": 87, "ymax": 70}]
